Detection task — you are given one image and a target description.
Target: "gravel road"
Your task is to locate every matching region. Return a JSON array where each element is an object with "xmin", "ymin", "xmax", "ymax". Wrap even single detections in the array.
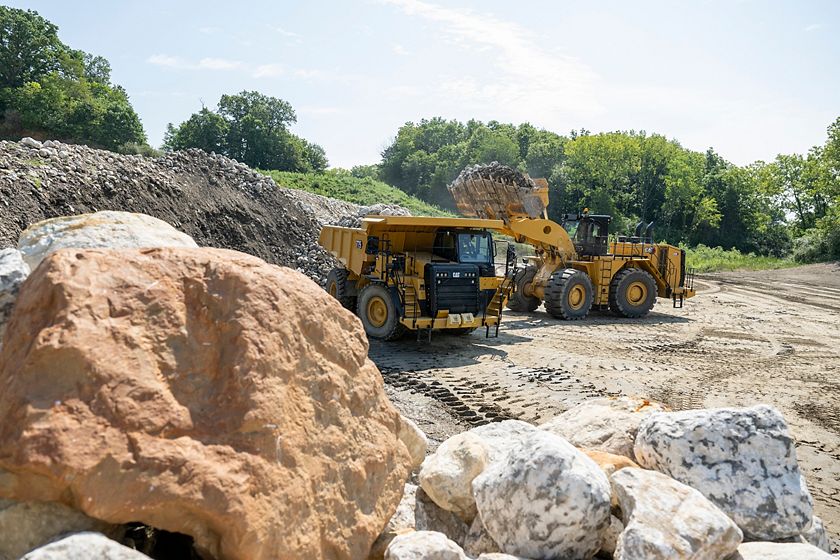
[{"xmin": 374, "ymin": 262, "xmax": 840, "ymax": 545}]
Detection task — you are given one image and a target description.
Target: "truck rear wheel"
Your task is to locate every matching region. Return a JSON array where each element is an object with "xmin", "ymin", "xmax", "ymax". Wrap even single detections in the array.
[
  {"xmin": 609, "ymin": 268, "xmax": 657, "ymax": 318},
  {"xmin": 544, "ymin": 268, "xmax": 593, "ymax": 320},
  {"xmin": 326, "ymin": 268, "xmax": 356, "ymax": 310},
  {"xmin": 357, "ymin": 283, "xmax": 406, "ymax": 341},
  {"xmin": 506, "ymin": 266, "xmax": 541, "ymax": 312}
]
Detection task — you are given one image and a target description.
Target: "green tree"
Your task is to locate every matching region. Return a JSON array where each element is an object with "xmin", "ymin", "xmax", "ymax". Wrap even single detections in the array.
[{"xmin": 0, "ymin": 7, "xmax": 66, "ymax": 88}]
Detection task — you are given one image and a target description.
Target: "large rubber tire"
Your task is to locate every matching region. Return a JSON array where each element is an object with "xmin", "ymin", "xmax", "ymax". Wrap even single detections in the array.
[
  {"xmin": 357, "ymin": 283, "xmax": 406, "ymax": 341},
  {"xmin": 326, "ymin": 268, "xmax": 356, "ymax": 310},
  {"xmin": 506, "ymin": 266, "xmax": 541, "ymax": 312},
  {"xmin": 609, "ymin": 267, "xmax": 657, "ymax": 318},
  {"xmin": 544, "ymin": 268, "xmax": 594, "ymax": 320}
]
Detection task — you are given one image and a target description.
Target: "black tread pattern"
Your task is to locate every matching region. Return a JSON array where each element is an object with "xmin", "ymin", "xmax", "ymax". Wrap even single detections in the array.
[
  {"xmin": 326, "ymin": 267, "xmax": 356, "ymax": 310},
  {"xmin": 609, "ymin": 267, "xmax": 657, "ymax": 318},
  {"xmin": 544, "ymin": 268, "xmax": 593, "ymax": 320},
  {"xmin": 506, "ymin": 266, "xmax": 541, "ymax": 312}
]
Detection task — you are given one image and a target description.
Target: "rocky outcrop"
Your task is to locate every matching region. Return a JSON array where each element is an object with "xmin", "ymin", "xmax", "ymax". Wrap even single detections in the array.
[
  {"xmin": 732, "ymin": 541, "xmax": 834, "ymax": 559},
  {"xmin": 0, "ymin": 499, "xmax": 119, "ymax": 560},
  {"xmin": 611, "ymin": 467, "xmax": 743, "ymax": 560},
  {"xmin": 540, "ymin": 396, "xmax": 665, "ymax": 460},
  {"xmin": 634, "ymin": 405, "xmax": 813, "ymax": 540},
  {"xmin": 371, "ymin": 484, "xmax": 469, "ymax": 560},
  {"xmin": 21, "ymin": 532, "xmax": 151, "ymax": 560},
  {"xmin": 385, "ymin": 531, "xmax": 468, "ymax": 560},
  {"xmin": 399, "ymin": 416, "xmax": 429, "ymax": 470},
  {"xmin": 0, "ymin": 247, "xmax": 410, "ymax": 560},
  {"xmin": 0, "ymin": 248, "xmax": 29, "ymax": 346},
  {"xmin": 472, "ymin": 430, "xmax": 611, "ymax": 560},
  {"xmin": 419, "ymin": 432, "xmax": 489, "ymax": 521},
  {"xmin": 17, "ymin": 211, "xmax": 197, "ymax": 269}
]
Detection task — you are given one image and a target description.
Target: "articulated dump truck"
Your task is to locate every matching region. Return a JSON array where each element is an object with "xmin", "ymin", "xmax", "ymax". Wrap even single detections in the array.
[{"xmin": 319, "ymin": 163, "xmax": 695, "ymax": 340}]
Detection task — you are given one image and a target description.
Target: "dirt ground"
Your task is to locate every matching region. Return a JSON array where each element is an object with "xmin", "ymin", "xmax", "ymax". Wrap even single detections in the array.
[{"xmin": 372, "ymin": 262, "xmax": 840, "ymax": 543}]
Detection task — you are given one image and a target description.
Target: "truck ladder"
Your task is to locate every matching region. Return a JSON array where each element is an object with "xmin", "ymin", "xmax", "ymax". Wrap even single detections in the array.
[{"xmin": 484, "ymin": 271, "xmax": 516, "ymax": 338}]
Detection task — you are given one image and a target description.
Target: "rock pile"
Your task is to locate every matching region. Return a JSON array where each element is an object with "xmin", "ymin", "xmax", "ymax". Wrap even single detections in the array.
[
  {"xmin": 379, "ymin": 402, "xmax": 835, "ymax": 560},
  {"xmin": 0, "ymin": 211, "xmax": 413, "ymax": 559},
  {"xmin": 0, "ymin": 139, "xmax": 341, "ymax": 283},
  {"xmin": 336, "ymin": 203, "xmax": 412, "ymax": 228}
]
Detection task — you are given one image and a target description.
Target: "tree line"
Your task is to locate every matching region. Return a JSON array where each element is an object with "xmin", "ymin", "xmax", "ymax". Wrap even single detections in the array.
[{"xmin": 372, "ymin": 117, "xmax": 840, "ymax": 262}]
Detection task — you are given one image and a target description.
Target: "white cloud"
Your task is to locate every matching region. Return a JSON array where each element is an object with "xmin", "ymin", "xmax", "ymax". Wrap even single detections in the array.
[
  {"xmin": 273, "ymin": 25, "xmax": 301, "ymax": 38},
  {"xmin": 294, "ymin": 68, "xmax": 326, "ymax": 80},
  {"xmin": 804, "ymin": 23, "xmax": 824, "ymax": 32},
  {"xmin": 392, "ymin": 44, "xmax": 410, "ymax": 56},
  {"xmin": 198, "ymin": 26, "xmax": 220, "ymax": 35},
  {"xmin": 253, "ymin": 63, "xmax": 284, "ymax": 78},
  {"xmin": 381, "ymin": 0, "xmax": 602, "ymax": 124},
  {"xmin": 146, "ymin": 54, "xmax": 242, "ymax": 71}
]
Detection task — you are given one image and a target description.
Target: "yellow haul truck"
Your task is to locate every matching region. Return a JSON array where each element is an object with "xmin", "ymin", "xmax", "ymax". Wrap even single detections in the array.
[
  {"xmin": 448, "ymin": 163, "xmax": 696, "ymax": 320},
  {"xmin": 318, "ymin": 216, "xmax": 517, "ymax": 340}
]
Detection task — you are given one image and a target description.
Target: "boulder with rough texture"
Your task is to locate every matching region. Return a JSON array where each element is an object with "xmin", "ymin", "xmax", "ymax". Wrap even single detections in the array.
[
  {"xmin": 540, "ymin": 396, "xmax": 665, "ymax": 460},
  {"xmin": 400, "ymin": 416, "xmax": 429, "ymax": 470},
  {"xmin": 370, "ymin": 484, "xmax": 469, "ymax": 559},
  {"xmin": 612, "ymin": 467, "xmax": 742, "ymax": 560},
  {"xmin": 802, "ymin": 515, "xmax": 831, "ymax": 553},
  {"xmin": 0, "ymin": 247, "xmax": 410, "ymax": 560},
  {"xmin": 476, "ymin": 555, "xmax": 528, "ymax": 560},
  {"xmin": 468, "ymin": 420, "xmax": 539, "ymax": 463},
  {"xmin": 21, "ymin": 532, "xmax": 150, "ymax": 560},
  {"xmin": 0, "ymin": 499, "xmax": 119, "ymax": 560},
  {"xmin": 634, "ymin": 405, "xmax": 813, "ymax": 540},
  {"xmin": 731, "ymin": 541, "xmax": 834, "ymax": 559},
  {"xmin": 17, "ymin": 211, "xmax": 197, "ymax": 269},
  {"xmin": 600, "ymin": 515, "xmax": 624, "ymax": 557},
  {"xmin": 419, "ymin": 432, "xmax": 488, "ymax": 521},
  {"xmin": 385, "ymin": 531, "xmax": 467, "ymax": 560},
  {"xmin": 463, "ymin": 516, "xmax": 500, "ymax": 557},
  {"xmin": 472, "ymin": 430, "xmax": 611, "ymax": 560},
  {"xmin": 0, "ymin": 248, "xmax": 29, "ymax": 345}
]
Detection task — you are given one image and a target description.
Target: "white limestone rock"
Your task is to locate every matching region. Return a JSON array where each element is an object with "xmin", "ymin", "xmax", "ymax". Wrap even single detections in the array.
[
  {"xmin": 611, "ymin": 467, "xmax": 742, "ymax": 560},
  {"xmin": 385, "ymin": 531, "xmax": 468, "ymax": 560},
  {"xmin": 20, "ymin": 137, "xmax": 42, "ymax": 149},
  {"xmin": 0, "ymin": 499, "xmax": 119, "ymax": 560},
  {"xmin": 634, "ymin": 405, "xmax": 813, "ymax": 540},
  {"xmin": 732, "ymin": 541, "xmax": 834, "ymax": 559},
  {"xmin": 463, "ymin": 516, "xmax": 500, "ymax": 557},
  {"xmin": 476, "ymin": 554, "xmax": 529, "ymax": 560},
  {"xmin": 17, "ymin": 211, "xmax": 198, "ymax": 269},
  {"xmin": 540, "ymin": 396, "xmax": 665, "ymax": 460},
  {"xmin": 600, "ymin": 515, "xmax": 624, "ymax": 557},
  {"xmin": 0, "ymin": 248, "xmax": 30, "ymax": 345},
  {"xmin": 472, "ymin": 430, "xmax": 611, "ymax": 559},
  {"xmin": 468, "ymin": 420, "xmax": 539, "ymax": 463},
  {"xmin": 399, "ymin": 416, "xmax": 429, "ymax": 470},
  {"xmin": 801, "ymin": 515, "xmax": 831, "ymax": 553},
  {"xmin": 419, "ymin": 432, "xmax": 488, "ymax": 521},
  {"xmin": 371, "ymin": 484, "xmax": 469, "ymax": 559},
  {"xmin": 21, "ymin": 532, "xmax": 150, "ymax": 560}
]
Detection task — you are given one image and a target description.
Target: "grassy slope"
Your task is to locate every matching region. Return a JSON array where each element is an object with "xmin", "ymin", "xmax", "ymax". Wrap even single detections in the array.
[
  {"xmin": 263, "ymin": 170, "xmax": 453, "ymax": 217},
  {"xmin": 684, "ymin": 244, "xmax": 795, "ymax": 273}
]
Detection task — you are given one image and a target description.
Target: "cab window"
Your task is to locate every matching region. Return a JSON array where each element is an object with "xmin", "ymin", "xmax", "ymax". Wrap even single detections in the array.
[{"xmin": 457, "ymin": 233, "xmax": 492, "ymax": 264}]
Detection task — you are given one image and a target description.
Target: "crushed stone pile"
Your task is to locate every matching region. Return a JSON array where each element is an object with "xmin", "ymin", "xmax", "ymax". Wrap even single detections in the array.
[
  {"xmin": 0, "ymin": 139, "xmax": 346, "ymax": 283},
  {"xmin": 337, "ymin": 203, "xmax": 412, "ymax": 228}
]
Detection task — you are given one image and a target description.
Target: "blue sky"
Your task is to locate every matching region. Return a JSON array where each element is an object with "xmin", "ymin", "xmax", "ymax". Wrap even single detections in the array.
[{"xmin": 9, "ymin": 0, "xmax": 840, "ymax": 168}]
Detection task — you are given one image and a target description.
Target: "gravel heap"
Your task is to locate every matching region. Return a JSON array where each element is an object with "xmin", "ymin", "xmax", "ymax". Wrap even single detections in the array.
[
  {"xmin": 336, "ymin": 203, "xmax": 412, "ymax": 228},
  {"xmin": 450, "ymin": 162, "xmax": 537, "ymax": 192},
  {"xmin": 0, "ymin": 139, "xmax": 348, "ymax": 284}
]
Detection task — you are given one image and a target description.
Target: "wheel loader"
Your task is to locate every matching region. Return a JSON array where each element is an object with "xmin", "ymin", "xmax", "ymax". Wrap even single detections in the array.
[
  {"xmin": 448, "ymin": 163, "xmax": 696, "ymax": 320},
  {"xmin": 318, "ymin": 215, "xmax": 518, "ymax": 340}
]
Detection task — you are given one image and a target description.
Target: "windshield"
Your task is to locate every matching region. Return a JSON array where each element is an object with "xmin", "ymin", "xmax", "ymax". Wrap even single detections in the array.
[
  {"xmin": 458, "ymin": 232, "xmax": 492, "ymax": 264},
  {"xmin": 564, "ymin": 219, "xmax": 580, "ymax": 238}
]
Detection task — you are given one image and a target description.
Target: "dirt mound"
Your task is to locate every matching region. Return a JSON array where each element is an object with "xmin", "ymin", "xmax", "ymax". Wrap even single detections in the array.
[{"xmin": 0, "ymin": 139, "xmax": 339, "ymax": 283}]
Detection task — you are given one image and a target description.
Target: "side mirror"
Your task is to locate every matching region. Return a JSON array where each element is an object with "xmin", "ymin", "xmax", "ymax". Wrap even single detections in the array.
[{"xmin": 506, "ymin": 244, "xmax": 516, "ymax": 266}]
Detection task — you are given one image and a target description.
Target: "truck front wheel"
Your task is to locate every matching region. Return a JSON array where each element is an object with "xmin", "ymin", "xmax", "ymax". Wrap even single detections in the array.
[{"xmin": 357, "ymin": 283, "xmax": 406, "ymax": 340}]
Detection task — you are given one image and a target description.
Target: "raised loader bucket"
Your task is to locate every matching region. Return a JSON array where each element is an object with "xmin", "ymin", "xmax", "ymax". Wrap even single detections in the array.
[{"xmin": 448, "ymin": 163, "xmax": 549, "ymax": 221}]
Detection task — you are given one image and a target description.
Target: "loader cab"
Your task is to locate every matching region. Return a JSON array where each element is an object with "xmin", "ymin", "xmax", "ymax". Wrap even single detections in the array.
[{"xmin": 561, "ymin": 213, "xmax": 611, "ymax": 257}]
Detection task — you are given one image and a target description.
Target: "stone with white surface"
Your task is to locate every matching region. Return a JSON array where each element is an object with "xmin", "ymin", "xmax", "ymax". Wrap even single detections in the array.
[
  {"xmin": 419, "ymin": 432, "xmax": 488, "ymax": 521},
  {"xmin": 731, "ymin": 541, "xmax": 834, "ymax": 559},
  {"xmin": 384, "ymin": 531, "xmax": 467, "ymax": 560}
]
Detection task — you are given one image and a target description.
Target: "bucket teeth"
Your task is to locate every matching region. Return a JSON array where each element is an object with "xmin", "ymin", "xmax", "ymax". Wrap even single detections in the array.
[{"xmin": 448, "ymin": 162, "xmax": 549, "ymax": 220}]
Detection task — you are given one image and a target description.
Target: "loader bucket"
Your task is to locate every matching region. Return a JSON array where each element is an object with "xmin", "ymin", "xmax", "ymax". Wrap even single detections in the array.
[{"xmin": 448, "ymin": 163, "xmax": 549, "ymax": 221}]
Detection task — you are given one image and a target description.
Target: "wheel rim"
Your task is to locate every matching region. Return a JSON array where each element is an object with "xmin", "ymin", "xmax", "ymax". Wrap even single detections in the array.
[
  {"xmin": 568, "ymin": 284, "xmax": 586, "ymax": 310},
  {"xmin": 328, "ymin": 281, "xmax": 337, "ymax": 297},
  {"xmin": 366, "ymin": 296, "xmax": 388, "ymax": 328},
  {"xmin": 626, "ymin": 281, "xmax": 648, "ymax": 305}
]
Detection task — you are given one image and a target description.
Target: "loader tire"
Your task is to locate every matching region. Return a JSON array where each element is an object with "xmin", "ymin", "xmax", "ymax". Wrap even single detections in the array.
[
  {"xmin": 609, "ymin": 267, "xmax": 657, "ymax": 318},
  {"xmin": 357, "ymin": 283, "xmax": 406, "ymax": 341},
  {"xmin": 506, "ymin": 266, "xmax": 541, "ymax": 312},
  {"xmin": 544, "ymin": 268, "xmax": 593, "ymax": 320},
  {"xmin": 326, "ymin": 268, "xmax": 356, "ymax": 310}
]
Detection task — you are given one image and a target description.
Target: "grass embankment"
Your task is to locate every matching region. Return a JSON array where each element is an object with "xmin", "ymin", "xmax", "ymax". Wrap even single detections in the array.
[
  {"xmin": 684, "ymin": 244, "xmax": 795, "ymax": 273},
  {"xmin": 263, "ymin": 169, "xmax": 453, "ymax": 217}
]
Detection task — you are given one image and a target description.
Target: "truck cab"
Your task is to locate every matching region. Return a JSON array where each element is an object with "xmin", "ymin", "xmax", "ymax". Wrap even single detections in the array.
[{"xmin": 560, "ymin": 213, "xmax": 611, "ymax": 257}]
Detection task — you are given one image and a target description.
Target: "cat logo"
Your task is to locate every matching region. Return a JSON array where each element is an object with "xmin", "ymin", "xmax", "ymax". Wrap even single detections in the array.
[{"xmin": 355, "ymin": 240, "xmax": 363, "ymax": 249}]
